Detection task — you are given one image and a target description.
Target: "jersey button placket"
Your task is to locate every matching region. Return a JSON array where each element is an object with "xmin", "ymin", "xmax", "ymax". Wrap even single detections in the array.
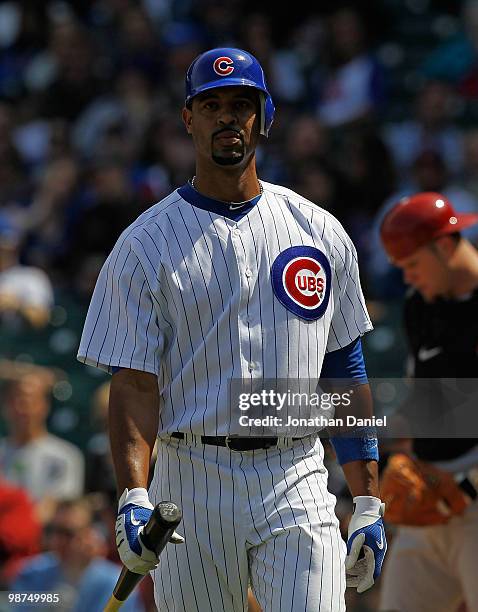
[{"xmin": 230, "ymin": 224, "xmax": 261, "ymax": 378}]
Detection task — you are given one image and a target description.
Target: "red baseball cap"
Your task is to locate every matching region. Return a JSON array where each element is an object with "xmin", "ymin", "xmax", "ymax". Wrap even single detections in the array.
[{"xmin": 380, "ymin": 192, "xmax": 478, "ymax": 260}]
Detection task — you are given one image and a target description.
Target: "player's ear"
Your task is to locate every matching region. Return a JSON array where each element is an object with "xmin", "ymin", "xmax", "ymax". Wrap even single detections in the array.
[
  {"xmin": 434, "ymin": 235, "xmax": 457, "ymax": 259},
  {"xmin": 182, "ymin": 107, "xmax": 193, "ymax": 134}
]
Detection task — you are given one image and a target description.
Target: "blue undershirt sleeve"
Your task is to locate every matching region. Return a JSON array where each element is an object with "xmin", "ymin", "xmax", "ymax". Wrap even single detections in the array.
[
  {"xmin": 321, "ymin": 338, "xmax": 379, "ymax": 465},
  {"xmin": 320, "ymin": 337, "xmax": 368, "ymax": 384}
]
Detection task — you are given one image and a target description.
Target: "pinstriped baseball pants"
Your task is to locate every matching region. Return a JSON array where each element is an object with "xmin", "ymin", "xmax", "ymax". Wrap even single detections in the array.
[{"xmin": 150, "ymin": 435, "xmax": 346, "ymax": 612}]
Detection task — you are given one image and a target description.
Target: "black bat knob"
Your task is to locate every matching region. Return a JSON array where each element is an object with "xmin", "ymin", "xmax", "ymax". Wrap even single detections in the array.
[{"xmin": 140, "ymin": 501, "xmax": 182, "ymax": 555}]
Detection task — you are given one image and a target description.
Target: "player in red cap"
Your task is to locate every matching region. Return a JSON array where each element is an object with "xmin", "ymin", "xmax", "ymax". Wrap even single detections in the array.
[
  {"xmin": 381, "ymin": 191, "xmax": 478, "ymax": 303},
  {"xmin": 379, "ymin": 191, "xmax": 478, "ymax": 611}
]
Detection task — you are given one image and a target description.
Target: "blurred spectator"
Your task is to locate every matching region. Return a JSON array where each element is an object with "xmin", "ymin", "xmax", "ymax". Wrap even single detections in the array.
[
  {"xmin": 12, "ymin": 116, "xmax": 60, "ymax": 172},
  {"xmin": 85, "ymin": 381, "xmax": 116, "ymax": 504},
  {"xmin": 329, "ymin": 127, "xmax": 396, "ymax": 277},
  {"xmin": 293, "ymin": 161, "xmax": 341, "ymax": 214},
  {"xmin": 240, "ymin": 13, "xmax": 306, "ymax": 104},
  {"xmin": 335, "ymin": 126, "xmax": 396, "ymax": 217},
  {"xmin": 12, "ymin": 498, "xmax": 143, "ymax": 612},
  {"xmin": 0, "ymin": 102, "xmax": 31, "ymax": 208},
  {"xmin": 463, "ymin": 128, "xmax": 478, "ymax": 201},
  {"xmin": 37, "ymin": 19, "xmax": 107, "ymax": 122},
  {"xmin": 0, "ymin": 213, "xmax": 53, "ymax": 329},
  {"xmin": 0, "ymin": 472, "xmax": 41, "ymax": 587},
  {"xmin": 62, "ymin": 156, "xmax": 147, "ymax": 296},
  {"xmin": 139, "ymin": 112, "xmax": 194, "ymax": 190},
  {"xmin": 10, "ymin": 156, "xmax": 81, "ymax": 277},
  {"xmin": 286, "ymin": 114, "xmax": 329, "ymax": 160},
  {"xmin": 0, "ymin": 3, "xmax": 48, "ymax": 99},
  {"xmin": 382, "ymin": 80, "xmax": 464, "ymax": 183},
  {"xmin": 315, "ymin": 6, "xmax": 385, "ymax": 127},
  {"xmin": 197, "ymin": 0, "xmax": 241, "ymax": 46},
  {"xmin": 283, "ymin": 114, "xmax": 330, "ymax": 180},
  {"xmin": 115, "ymin": 5, "xmax": 164, "ymax": 81},
  {"xmin": 72, "ymin": 68, "xmax": 155, "ymax": 163},
  {"xmin": 86, "ymin": 491, "xmax": 118, "ymax": 564},
  {"xmin": 161, "ymin": 24, "xmax": 204, "ymax": 106},
  {"xmin": 0, "ymin": 370, "xmax": 84, "ymax": 523},
  {"xmin": 421, "ymin": 0, "xmax": 478, "ymax": 98}
]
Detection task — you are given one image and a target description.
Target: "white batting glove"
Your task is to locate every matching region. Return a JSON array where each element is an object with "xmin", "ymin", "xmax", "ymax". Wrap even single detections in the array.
[
  {"xmin": 345, "ymin": 496, "xmax": 387, "ymax": 593},
  {"xmin": 116, "ymin": 487, "xmax": 184, "ymax": 575}
]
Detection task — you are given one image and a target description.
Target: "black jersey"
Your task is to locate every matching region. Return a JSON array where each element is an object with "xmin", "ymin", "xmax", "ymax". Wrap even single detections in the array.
[{"xmin": 402, "ymin": 288, "xmax": 478, "ymax": 461}]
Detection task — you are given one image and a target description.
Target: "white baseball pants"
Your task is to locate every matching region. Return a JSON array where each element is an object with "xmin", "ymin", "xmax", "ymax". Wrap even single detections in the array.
[{"xmin": 150, "ymin": 434, "xmax": 346, "ymax": 612}]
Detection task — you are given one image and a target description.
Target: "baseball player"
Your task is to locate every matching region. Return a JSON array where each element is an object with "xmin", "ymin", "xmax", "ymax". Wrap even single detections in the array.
[
  {"xmin": 78, "ymin": 48, "xmax": 386, "ymax": 611},
  {"xmin": 379, "ymin": 192, "xmax": 478, "ymax": 612}
]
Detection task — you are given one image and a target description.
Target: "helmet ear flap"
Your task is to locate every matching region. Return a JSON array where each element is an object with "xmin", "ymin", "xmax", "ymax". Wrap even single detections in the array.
[
  {"xmin": 258, "ymin": 92, "xmax": 266, "ymax": 136},
  {"xmin": 258, "ymin": 91, "xmax": 275, "ymax": 137},
  {"xmin": 264, "ymin": 95, "xmax": 275, "ymax": 137}
]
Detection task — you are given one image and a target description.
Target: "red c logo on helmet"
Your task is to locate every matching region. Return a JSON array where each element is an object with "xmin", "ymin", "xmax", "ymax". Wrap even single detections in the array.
[{"xmin": 213, "ymin": 56, "xmax": 234, "ymax": 76}]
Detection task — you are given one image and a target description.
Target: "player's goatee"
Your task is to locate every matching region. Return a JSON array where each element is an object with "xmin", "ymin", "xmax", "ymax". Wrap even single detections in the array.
[{"xmin": 212, "ymin": 150, "xmax": 244, "ymax": 165}]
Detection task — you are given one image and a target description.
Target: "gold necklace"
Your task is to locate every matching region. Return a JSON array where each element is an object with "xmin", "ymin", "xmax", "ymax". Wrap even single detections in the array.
[{"xmin": 190, "ymin": 176, "xmax": 263, "ymax": 207}]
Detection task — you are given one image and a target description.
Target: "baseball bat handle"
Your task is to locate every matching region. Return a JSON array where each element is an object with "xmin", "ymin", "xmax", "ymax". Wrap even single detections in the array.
[{"xmin": 104, "ymin": 501, "xmax": 182, "ymax": 611}]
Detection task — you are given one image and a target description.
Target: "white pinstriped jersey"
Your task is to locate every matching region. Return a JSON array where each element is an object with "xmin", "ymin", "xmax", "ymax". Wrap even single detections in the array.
[{"xmin": 78, "ymin": 180, "xmax": 372, "ymax": 436}]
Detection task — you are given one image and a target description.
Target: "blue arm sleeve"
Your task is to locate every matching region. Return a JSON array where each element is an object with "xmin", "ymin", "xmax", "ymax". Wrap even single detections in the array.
[
  {"xmin": 320, "ymin": 337, "xmax": 368, "ymax": 384},
  {"xmin": 322, "ymin": 338, "xmax": 379, "ymax": 465},
  {"xmin": 330, "ymin": 431, "xmax": 379, "ymax": 465}
]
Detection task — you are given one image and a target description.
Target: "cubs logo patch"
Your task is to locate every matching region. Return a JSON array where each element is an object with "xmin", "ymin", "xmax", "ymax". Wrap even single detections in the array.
[
  {"xmin": 213, "ymin": 56, "xmax": 234, "ymax": 76},
  {"xmin": 271, "ymin": 246, "xmax": 331, "ymax": 320}
]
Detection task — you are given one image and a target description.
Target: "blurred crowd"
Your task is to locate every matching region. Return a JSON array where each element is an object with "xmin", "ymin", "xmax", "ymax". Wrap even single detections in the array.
[
  {"xmin": 0, "ymin": 366, "xmax": 146, "ymax": 611},
  {"xmin": 2, "ymin": 0, "xmax": 478, "ymax": 610},
  {"xmin": 2, "ymin": 1, "xmax": 478, "ymax": 307}
]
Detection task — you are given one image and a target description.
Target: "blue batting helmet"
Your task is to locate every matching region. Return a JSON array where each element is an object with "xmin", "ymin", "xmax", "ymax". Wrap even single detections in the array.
[{"xmin": 185, "ymin": 48, "xmax": 275, "ymax": 137}]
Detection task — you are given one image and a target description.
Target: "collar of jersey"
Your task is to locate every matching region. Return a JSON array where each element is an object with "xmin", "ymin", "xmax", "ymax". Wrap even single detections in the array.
[{"xmin": 177, "ymin": 182, "xmax": 262, "ymax": 221}]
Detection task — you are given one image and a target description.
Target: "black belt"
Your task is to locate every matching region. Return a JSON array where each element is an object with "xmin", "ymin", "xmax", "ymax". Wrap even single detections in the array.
[{"xmin": 171, "ymin": 432, "xmax": 302, "ymax": 451}]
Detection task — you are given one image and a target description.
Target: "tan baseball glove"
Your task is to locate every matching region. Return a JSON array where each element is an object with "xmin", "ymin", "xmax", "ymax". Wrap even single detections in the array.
[{"xmin": 380, "ymin": 453, "xmax": 470, "ymax": 526}]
